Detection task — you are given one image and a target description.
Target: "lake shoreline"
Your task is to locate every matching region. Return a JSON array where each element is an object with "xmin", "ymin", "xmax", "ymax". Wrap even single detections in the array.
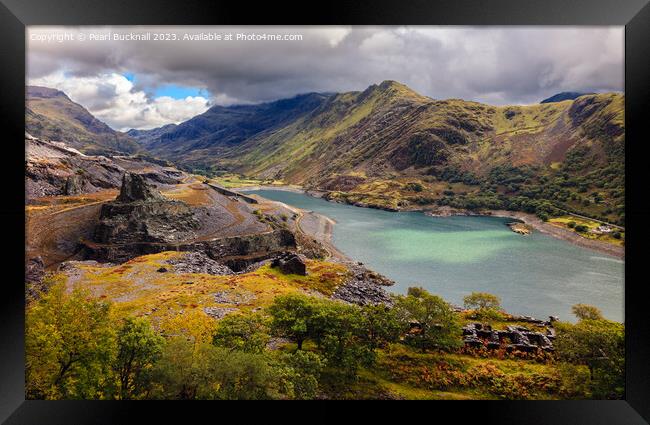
[{"xmin": 236, "ymin": 185, "xmax": 624, "ymax": 260}]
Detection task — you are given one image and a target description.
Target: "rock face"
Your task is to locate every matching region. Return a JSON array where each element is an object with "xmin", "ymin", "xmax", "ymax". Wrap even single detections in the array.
[
  {"xmin": 116, "ymin": 172, "xmax": 166, "ymax": 203},
  {"xmin": 93, "ymin": 173, "xmax": 199, "ymax": 245},
  {"xmin": 26, "ymin": 136, "xmax": 186, "ymax": 199},
  {"xmin": 271, "ymin": 252, "xmax": 307, "ymax": 275}
]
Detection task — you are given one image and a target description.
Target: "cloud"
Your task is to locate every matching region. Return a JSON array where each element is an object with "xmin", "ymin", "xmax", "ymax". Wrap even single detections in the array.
[
  {"xmin": 27, "ymin": 26, "xmax": 623, "ymax": 129},
  {"xmin": 29, "ymin": 71, "xmax": 210, "ymax": 130}
]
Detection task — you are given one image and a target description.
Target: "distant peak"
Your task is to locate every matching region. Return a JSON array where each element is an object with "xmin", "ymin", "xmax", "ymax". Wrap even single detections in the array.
[
  {"xmin": 361, "ymin": 80, "xmax": 428, "ymax": 102},
  {"xmin": 540, "ymin": 91, "xmax": 593, "ymax": 104}
]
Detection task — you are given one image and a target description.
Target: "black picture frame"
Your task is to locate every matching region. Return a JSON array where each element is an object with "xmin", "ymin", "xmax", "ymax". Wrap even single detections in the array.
[{"xmin": 1, "ymin": 0, "xmax": 649, "ymax": 423}]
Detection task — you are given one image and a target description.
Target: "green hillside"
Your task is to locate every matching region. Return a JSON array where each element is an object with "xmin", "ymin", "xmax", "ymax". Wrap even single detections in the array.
[
  {"xmin": 194, "ymin": 81, "xmax": 623, "ymax": 225},
  {"xmin": 26, "ymin": 86, "xmax": 140, "ymax": 155}
]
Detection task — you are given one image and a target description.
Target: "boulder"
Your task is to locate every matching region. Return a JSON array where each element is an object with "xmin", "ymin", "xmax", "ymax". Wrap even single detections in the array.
[{"xmin": 271, "ymin": 252, "xmax": 307, "ymax": 276}]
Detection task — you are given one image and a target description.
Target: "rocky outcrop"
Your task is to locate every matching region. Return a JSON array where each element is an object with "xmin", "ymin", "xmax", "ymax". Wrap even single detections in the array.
[
  {"xmin": 271, "ymin": 252, "xmax": 307, "ymax": 275},
  {"xmin": 508, "ymin": 222, "xmax": 532, "ymax": 235},
  {"xmin": 93, "ymin": 173, "xmax": 200, "ymax": 245},
  {"xmin": 116, "ymin": 173, "xmax": 167, "ymax": 203},
  {"xmin": 26, "ymin": 136, "xmax": 187, "ymax": 200},
  {"xmin": 463, "ymin": 323, "xmax": 555, "ymax": 352},
  {"xmin": 63, "ymin": 175, "xmax": 86, "ymax": 195},
  {"xmin": 332, "ymin": 262, "xmax": 394, "ymax": 306},
  {"xmin": 164, "ymin": 252, "xmax": 234, "ymax": 275}
]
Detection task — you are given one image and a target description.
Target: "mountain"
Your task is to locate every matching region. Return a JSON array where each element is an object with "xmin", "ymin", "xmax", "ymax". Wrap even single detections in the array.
[
  {"xmin": 126, "ymin": 123, "xmax": 177, "ymax": 147},
  {"xmin": 26, "ymin": 86, "xmax": 140, "ymax": 155},
  {"xmin": 540, "ymin": 92, "xmax": 592, "ymax": 103},
  {"xmin": 143, "ymin": 92, "xmax": 332, "ymax": 166},
  {"xmin": 152, "ymin": 80, "xmax": 623, "ymax": 224}
]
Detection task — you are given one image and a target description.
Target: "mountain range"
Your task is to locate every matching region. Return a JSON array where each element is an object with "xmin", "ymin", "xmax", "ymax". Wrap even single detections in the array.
[{"xmin": 25, "ymin": 81, "xmax": 625, "ymax": 224}]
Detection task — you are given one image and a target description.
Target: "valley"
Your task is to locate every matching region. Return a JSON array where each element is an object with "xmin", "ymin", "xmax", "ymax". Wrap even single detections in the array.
[{"xmin": 24, "ymin": 81, "xmax": 625, "ymax": 401}]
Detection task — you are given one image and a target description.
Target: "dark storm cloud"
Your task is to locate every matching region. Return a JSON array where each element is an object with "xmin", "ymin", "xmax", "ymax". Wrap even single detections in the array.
[{"xmin": 27, "ymin": 26, "xmax": 624, "ymax": 129}]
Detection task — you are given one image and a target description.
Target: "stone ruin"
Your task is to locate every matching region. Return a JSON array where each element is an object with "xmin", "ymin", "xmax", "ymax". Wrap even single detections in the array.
[{"xmin": 463, "ymin": 322, "xmax": 555, "ymax": 353}]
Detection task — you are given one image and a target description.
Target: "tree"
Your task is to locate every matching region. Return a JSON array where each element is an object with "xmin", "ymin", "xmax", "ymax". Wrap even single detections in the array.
[
  {"xmin": 114, "ymin": 317, "xmax": 164, "ymax": 399},
  {"xmin": 571, "ymin": 304, "xmax": 604, "ymax": 321},
  {"xmin": 554, "ymin": 317, "xmax": 624, "ymax": 399},
  {"xmin": 463, "ymin": 292, "xmax": 502, "ymax": 311},
  {"xmin": 26, "ymin": 281, "xmax": 116, "ymax": 399},
  {"xmin": 213, "ymin": 312, "xmax": 270, "ymax": 353},
  {"xmin": 160, "ymin": 308, "xmax": 216, "ymax": 348},
  {"xmin": 268, "ymin": 294, "xmax": 319, "ymax": 350},
  {"xmin": 151, "ymin": 339, "xmax": 285, "ymax": 400},
  {"xmin": 575, "ymin": 224, "xmax": 589, "ymax": 233},
  {"xmin": 463, "ymin": 292, "xmax": 504, "ymax": 320},
  {"xmin": 274, "ymin": 350, "xmax": 324, "ymax": 399},
  {"xmin": 309, "ymin": 301, "xmax": 375, "ymax": 377},
  {"xmin": 360, "ymin": 303, "xmax": 401, "ymax": 350},
  {"xmin": 394, "ymin": 287, "xmax": 462, "ymax": 352}
]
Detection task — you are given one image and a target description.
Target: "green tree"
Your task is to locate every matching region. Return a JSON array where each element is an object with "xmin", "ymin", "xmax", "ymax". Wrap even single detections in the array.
[
  {"xmin": 26, "ymin": 281, "xmax": 116, "ymax": 399},
  {"xmin": 360, "ymin": 303, "xmax": 401, "ymax": 350},
  {"xmin": 310, "ymin": 301, "xmax": 374, "ymax": 377},
  {"xmin": 114, "ymin": 317, "xmax": 164, "ymax": 399},
  {"xmin": 213, "ymin": 312, "xmax": 270, "ymax": 353},
  {"xmin": 463, "ymin": 292, "xmax": 502, "ymax": 311},
  {"xmin": 274, "ymin": 350, "xmax": 325, "ymax": 399},
  {"xmin": 152, "ymin": 338, "xmax": 284, "ymax": 400},
  {"xmin": 463, "ymin": 292, "xmax": 504, "ymax": 321},
  {"xmin": 268, "ymin": 294, "xmax": 319, "ymax": 350},
  {"xmin": 394, "ymin": 287, "xmax": 462, "ymax": 352},
  {"xmin": 554, "ymin": 316, "xmax": 624, "ymax": 399},
  {"xmin": 571, "ymin": 304, "xmax": 604, "ymax": 321}
]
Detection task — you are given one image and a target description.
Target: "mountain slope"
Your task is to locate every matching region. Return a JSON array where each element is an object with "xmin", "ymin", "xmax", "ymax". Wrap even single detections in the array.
[
  {"xmin": 144, "ymin": 92, "xmax": 332, "ymax": 168},
  {"xmin": 222, "ymin": 81, "xmax": 622, "ymax": 183},
  {"xmin": 26, "ymin": 86, "xmax": 140, "ymax": 155},
  {"xmin": 126, "ymin": 123, "xmax": 177, "ymax": 147}
]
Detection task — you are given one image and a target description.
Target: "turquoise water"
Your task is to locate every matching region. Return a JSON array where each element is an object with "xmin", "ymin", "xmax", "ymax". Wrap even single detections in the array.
[{"xmin": 247, "ymin": 189, "xmax": 624, "ymax": 322}]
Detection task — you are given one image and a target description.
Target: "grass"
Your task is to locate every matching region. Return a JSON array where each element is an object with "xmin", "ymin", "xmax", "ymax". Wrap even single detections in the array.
[
  {"xmin": 549, "ymin": 215, "xmax": 624, "ymax": 246},
  {"xmin": 322, "ymin": 176, "xmax": 475, "ymax": 210},
  {"xmin": 209, "ymin": 174, "xmax": 275, "ymax": 188},
  {"xmin": 367, "ymin": 344, "xmax": 566, "ymax": 400},
  {"xmin": 59, "ymin": 252, "xmax": 350, "ymax": 330}
]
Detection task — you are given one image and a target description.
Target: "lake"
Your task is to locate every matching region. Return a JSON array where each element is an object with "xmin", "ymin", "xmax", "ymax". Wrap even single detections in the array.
[{"xmin": 247, "ymin": 189, "xmax": 624, "ymax": 322}]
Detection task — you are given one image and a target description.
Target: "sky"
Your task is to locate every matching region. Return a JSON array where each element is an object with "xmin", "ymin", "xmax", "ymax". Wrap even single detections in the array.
[{"xmin": 27, "ymin": 26, "xmax": 624, "ymax": 131}]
